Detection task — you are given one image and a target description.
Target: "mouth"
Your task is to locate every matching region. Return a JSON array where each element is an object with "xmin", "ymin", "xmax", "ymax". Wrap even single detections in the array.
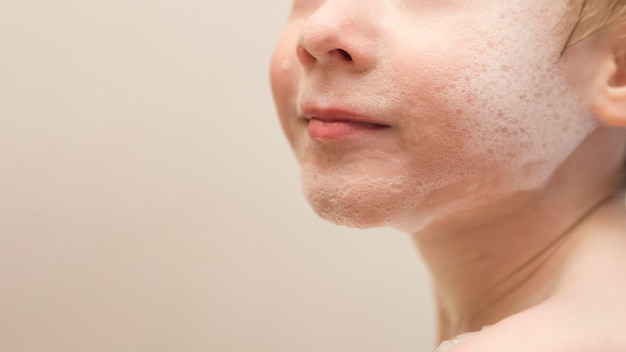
[
  {"xmin": 301, "ymin": 105, "xmax": 390, "ymax": 140},
  {"xmin": 306, "ymin": 118, "xmax": 389, "ymax": 139}
]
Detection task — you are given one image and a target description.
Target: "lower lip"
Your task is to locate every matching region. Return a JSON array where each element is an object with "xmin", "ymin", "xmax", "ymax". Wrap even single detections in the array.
[{"xmin": 307, "ymin": 119, "xmax": 389, "ymax": 140}]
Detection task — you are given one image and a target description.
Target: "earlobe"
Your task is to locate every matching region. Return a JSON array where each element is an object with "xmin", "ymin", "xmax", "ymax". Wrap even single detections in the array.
[{"xmin": 591, "ymin": 48, "xmax": 626, "ymax": 127}]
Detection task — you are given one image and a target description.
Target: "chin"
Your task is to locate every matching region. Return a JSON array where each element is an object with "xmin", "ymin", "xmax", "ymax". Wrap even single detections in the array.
[
  {"xmin": 299, "ymin": 163, "xmax": 545, "ymax": 234},
  {"xmin": 302, "ymin": 181, "xmax": 458, "ymax": 234},
  {"xmin": 300, "ymin": 166, "xmax": 430, "ymax": 231},
  {"xmin": 304, "ymin": 190, "xmax": 394, "ymax": 229}
]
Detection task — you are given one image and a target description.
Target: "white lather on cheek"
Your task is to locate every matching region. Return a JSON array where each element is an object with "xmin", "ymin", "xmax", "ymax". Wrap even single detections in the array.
[{"xmin": 431, "ymin": 2, "xmax": 597, "ymax": 190}]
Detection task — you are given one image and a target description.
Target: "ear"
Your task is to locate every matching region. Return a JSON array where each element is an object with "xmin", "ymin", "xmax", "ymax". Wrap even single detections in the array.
[{"xmin": 590, "ymin": 34, "xmax": 626, "ymax": 127}]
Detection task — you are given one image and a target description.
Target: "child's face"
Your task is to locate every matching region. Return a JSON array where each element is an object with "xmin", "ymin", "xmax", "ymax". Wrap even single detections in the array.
[{"xmin": 270, "ymin": 0, "xmax": 600, "ymax": 232}]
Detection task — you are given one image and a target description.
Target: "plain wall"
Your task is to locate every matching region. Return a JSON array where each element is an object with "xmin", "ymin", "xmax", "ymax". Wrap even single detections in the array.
[{"xmin": 0, "ymin": 1, "xmax": 435, "ymax": 351}]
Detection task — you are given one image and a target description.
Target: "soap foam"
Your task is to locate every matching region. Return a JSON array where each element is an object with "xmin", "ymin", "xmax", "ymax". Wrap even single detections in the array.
[{"xmin": 297, "ymin": 1, "xmax": 598, "ymax": 233}]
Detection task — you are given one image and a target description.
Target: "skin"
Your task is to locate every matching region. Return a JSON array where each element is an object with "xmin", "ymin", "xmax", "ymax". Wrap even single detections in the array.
[{"xmin": 270, "ymin": 0, "xmax": 626, "ymax": 350}]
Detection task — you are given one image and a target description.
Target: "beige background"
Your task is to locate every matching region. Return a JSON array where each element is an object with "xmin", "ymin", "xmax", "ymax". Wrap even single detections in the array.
[{"xmin": 0, "ymin": 0, "xmax": 435, "ymax": 351}]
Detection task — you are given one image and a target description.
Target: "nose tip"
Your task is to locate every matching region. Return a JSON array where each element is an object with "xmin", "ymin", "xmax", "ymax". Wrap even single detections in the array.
[{"xmin": 295, "ymin": 6, "xmax": 378, "ymax": 72}]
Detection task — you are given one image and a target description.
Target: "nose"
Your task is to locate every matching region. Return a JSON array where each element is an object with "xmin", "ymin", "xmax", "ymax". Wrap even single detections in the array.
[{"xmin": 296, "ymin": 1, "xmax": 380, "ymax": 72}]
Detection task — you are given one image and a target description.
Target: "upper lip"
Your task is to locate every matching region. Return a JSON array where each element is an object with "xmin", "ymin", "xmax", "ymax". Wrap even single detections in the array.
[{"xmin": 300, "ymin": 103, "xmax": 389, "ymax": 126}]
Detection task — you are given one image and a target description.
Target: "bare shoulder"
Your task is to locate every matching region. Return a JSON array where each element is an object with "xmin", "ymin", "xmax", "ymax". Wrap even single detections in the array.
[{"xmin": 446, "ymin": 303, "xmax": 626, "ymax": 352}]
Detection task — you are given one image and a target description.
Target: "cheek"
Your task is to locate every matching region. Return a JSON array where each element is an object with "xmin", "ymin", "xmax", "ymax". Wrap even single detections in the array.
[
  {"xmin": 389, "ymin": 39, "xmax": 487, "ymax": 173},
  {"xmin": 270, "ymin": 31, "xmax": 301, "ymax": 147},
  {"xmin": 391, "ymin": 9, "xmax": 596, "ymax": 192}
]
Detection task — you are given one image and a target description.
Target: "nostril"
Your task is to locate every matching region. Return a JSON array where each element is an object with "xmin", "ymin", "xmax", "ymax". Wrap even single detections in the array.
[{"xmin": 333, "ymin": 49, "xmax": 353, "ymax": 61}]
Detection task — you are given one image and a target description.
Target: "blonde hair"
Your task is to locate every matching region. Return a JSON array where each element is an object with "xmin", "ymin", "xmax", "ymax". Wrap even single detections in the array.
[{"xmin": 564, "ymin": 0, "xmax": 626, "ymax": 51}]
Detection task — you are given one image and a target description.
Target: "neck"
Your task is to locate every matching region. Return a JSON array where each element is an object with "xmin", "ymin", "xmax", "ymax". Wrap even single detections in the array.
[{"xmin": 412, "ymin": 129, "xmax": 625, "ymax": 342}]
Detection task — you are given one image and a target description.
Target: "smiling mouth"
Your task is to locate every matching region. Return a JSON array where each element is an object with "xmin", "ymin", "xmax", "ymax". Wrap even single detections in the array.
[{"xmin": 306, "ymin": 117, "xmax": 390, "ymax": 140}]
